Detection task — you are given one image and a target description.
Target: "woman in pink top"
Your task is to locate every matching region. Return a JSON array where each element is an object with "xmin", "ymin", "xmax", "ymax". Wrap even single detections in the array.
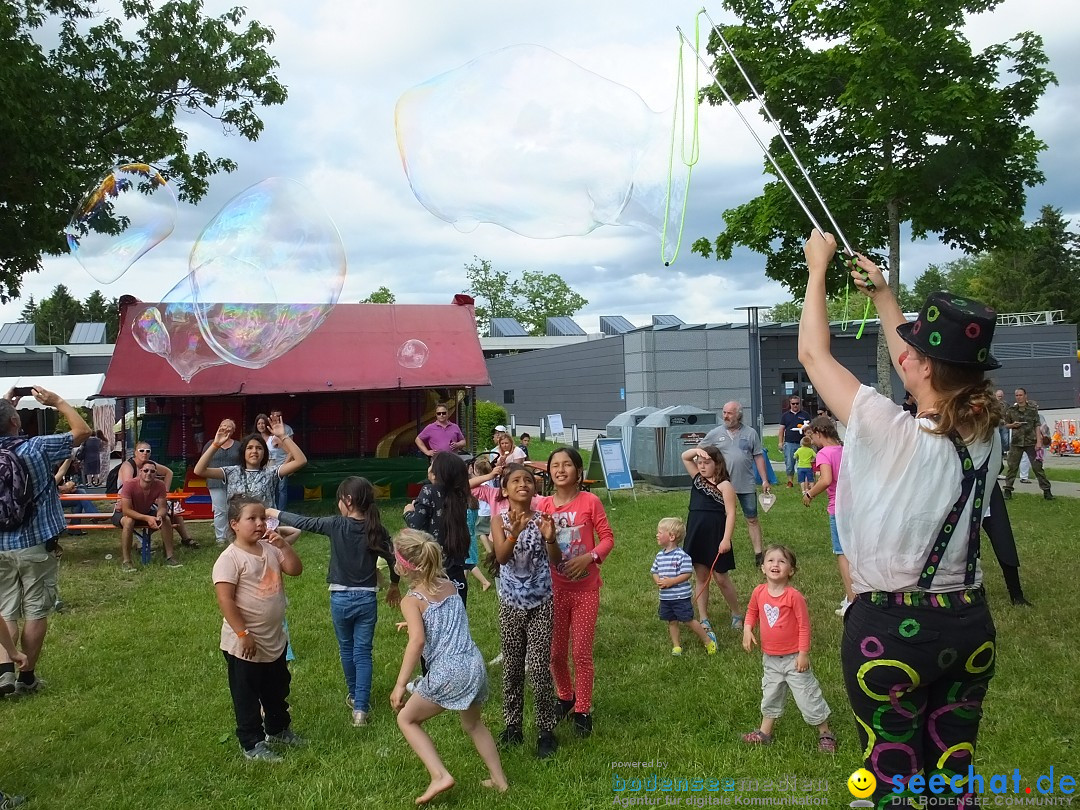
[
  {"xmin": 802, "ymin": 416, "xmax": 853, "ymax": 613},
  {"xmin": 535, "ymin": 447, "xmax": 614, "ymax": 738}
]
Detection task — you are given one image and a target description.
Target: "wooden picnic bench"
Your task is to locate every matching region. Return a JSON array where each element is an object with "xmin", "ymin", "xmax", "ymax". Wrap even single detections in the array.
[{"xmin": 60, "ymin": 492, "xmax": 191, "ymax": 564}]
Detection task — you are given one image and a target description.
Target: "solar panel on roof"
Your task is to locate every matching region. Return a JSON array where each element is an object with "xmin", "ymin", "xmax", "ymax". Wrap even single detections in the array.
[
  {"xmin": 546, "ymin": 317, "xmax": 586, "ymax": 336},
  {"xmin": 599, "ymin": 315, "xmax": 635, "ymax": 335},
  {"xmin": 0, "ymin": 323, "xmax": 35, "ymax": 345},
  {"xmin": 652, "ymin": 315, "xmax": 684, "ymax": 327},
  {"xmin": 69, "ymin": 323, "xmax": 107, "ymax": 344},
  {"xmin": 490, "ymin": 318, "xmax": 529, "ymax": 337}
]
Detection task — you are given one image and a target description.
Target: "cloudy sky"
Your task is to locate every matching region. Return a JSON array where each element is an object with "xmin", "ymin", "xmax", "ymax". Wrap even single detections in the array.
[{"xmin": 4, "ymin": 0, "xmax": 1078, "ymax": 333}]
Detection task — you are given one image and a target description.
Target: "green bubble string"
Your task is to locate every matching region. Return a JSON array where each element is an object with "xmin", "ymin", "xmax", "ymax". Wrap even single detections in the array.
[{"xmin": 661, "ymin": 12, "xmax": 704, "ymax": 266}]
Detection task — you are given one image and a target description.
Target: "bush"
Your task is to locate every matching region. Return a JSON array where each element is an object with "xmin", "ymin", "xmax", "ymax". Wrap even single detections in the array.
[{"xmin": 475, "ymin": 400, "xmax": 508, "ymax": 451}]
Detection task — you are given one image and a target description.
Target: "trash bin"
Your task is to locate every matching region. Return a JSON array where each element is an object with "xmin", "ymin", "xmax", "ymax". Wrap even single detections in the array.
[
  {"xmin": 605, "ymin": 406, "xmax": 659, "ymax": 477},
  {"xmin": 631, "ymin": 406, "xmax": 718, "ymax": 487}
]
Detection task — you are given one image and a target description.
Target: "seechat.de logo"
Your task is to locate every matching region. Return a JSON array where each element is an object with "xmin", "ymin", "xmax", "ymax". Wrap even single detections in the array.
[{"xmin": 848, "ymin": 768, "xmax": 877, "ymax": 808}]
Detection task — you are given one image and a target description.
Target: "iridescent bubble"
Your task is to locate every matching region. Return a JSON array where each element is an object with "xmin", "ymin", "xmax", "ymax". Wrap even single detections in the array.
[
  {"xmin": 395, "ymin": 44, "xmax": 688, "ymax": 258},
  {"xmin": 397, "ymin": 339, "xmax": 429, "ymax": 369},
  {"xmin": 131, "ymin": 307, "xmax": 170, "ymax": 355},
  {"xmin": 66, "ymin": 163, "xmax": 177, "ymax": 283},
  {"xmin": 188, "ymin": 177, "xmax": 347, "ymax": 369},
  {"xmin": 132, "ymin": 274, "xmax": 225, "ymax": 382}
]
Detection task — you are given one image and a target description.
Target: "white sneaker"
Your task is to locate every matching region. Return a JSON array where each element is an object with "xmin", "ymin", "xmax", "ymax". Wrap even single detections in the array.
[
  {"xmin": 488, "ymin": 653, "xmax": 503, "ymax": 667},
  {"xmin": 1020, "ymin": 478, "xmax": 1031, "ymax": 483}
]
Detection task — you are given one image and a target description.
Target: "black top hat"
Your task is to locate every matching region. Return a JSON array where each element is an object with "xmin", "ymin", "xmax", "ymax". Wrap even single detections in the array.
[{"xmin": 896, "ymin": 291, "xmax": 1001, "ymax": 371}]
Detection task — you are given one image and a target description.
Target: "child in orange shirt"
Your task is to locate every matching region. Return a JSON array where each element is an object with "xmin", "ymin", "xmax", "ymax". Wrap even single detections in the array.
[{"xmin": 742, "ymin": 544, "xmax": 836, "ymax": 753}]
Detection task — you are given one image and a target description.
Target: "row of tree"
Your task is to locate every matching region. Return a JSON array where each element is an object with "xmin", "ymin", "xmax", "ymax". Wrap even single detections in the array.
[
  {"xmin": 359, "ymin": 258, "xmax": 589, "ymax": 337},
  {"xmin": 765, "ymin": 206, "xmax": 1080, "ymax": 326},
  {"xmin": 18, "ymin": 286, "xmax": 120, "ymax": 345}
]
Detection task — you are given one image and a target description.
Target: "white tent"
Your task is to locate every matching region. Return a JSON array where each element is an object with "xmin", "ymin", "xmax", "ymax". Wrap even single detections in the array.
[{"xmin": 7, "ymin": 374, "xmax": 109, "ymax": 409}]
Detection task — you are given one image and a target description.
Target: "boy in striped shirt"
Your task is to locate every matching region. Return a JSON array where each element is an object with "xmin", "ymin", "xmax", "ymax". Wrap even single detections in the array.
[{"xmin": 650, "ymin": 518, "xmax": 717, "ymax": 656}]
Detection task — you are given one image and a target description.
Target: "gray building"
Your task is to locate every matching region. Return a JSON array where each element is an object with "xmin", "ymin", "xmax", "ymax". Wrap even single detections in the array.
[{"xmin": 478, "ymin": 314, "xmax": 1078, "ymax": 431}]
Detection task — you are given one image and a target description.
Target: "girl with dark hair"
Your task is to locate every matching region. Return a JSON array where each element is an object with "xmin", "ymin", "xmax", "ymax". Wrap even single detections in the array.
[
  {"xmin": 268, "ymin": 477, "xmax": 400, "ymax": 727},
  {"xmin": 195, "ymin": 417, "xmax": 307, "ymax": 537},
  {"xmin": 535, "ymin": 447, "xmax": 614, "ymax": 738},
  {"xmin": 490, "ymin": 463, "xmax": 560, "ymax": 758},
  {"xmin": 801, "ymin": 232, "xmax": 1003, "ymax": 806},
  {"xmin": 404, "ymin": 451, "xmax": 473, "ymax": 605},
  {"xmin": 679, "ymin": 445, "xmax": 740, "ymax": 639}
]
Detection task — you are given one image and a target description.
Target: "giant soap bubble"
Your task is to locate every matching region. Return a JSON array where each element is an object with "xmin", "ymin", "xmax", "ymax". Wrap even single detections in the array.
[
  {"xmin": 395, "ymin": 45, "xmax": 688, "ymax": 258},
  {"xmin": 187, "ymin": 177, "xmax": 347, "ymax": 370},
  {"xmin": 66, "ymin": 163, "xmax": 177, "ymax": 283},
  {"xmin": 132, "ymin": 273, "xmax": 225, "ymax": 382}
]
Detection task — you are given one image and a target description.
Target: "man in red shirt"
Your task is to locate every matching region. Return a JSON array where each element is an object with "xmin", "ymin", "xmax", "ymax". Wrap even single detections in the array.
[{"xmin": 111, "ymin": 459, "xmax": 182, "ymax": 571}]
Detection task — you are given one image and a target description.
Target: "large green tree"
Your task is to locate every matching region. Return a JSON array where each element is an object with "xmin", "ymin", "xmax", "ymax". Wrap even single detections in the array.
[
  {"xmin": 968, "ymin": 206, "xmax": 1080, "ymax": 323},
  {"xmin": 463, "ymin": 256, "xmax": 588, "ymax": 337},
  {"xmin": 83, "ymin": 289, "xmax": 120, "ymax": 341},
  {"xmin": 692, "ymin": 0, "xmax": 1054, "ymax": 395},
  {"xmin": 0, "ymin": 0, "xmax": 287, "ymax": 301},
  {"xmin": 18, "ymin": 285, "xmax": 121, "ymax": 343}
]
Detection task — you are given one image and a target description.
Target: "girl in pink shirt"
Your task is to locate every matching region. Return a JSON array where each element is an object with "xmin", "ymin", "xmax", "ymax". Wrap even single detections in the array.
[
  {"xmin": 742, "ymin": 545, "xmax": 835, "ymax": 753},
  {"xmin": 803, "ymin": 416, "xmax": 854, "ymax": 613},
  {"xmin": 535, "ymin": 447, "xmax": 614, "ymax": 738}
]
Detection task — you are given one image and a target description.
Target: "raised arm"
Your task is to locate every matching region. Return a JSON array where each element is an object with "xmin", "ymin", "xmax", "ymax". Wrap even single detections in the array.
[
  {"xmin": 798, "ymin": 232, "xmax": 862, "ymax": 426},
  {"xmin": 272, "ymin": 416, "xmax": 307, "ymax": 477},
  {"xmin": 194, "ymin": 423, "xmax": 233, "ymax": 480},
  {"xmin": 681, "ymin": 447, "xmax": 702, "ymax": 478},
  {"xmin": 33, "ymin": 386, "xmax": 90, "ymax": 445}
]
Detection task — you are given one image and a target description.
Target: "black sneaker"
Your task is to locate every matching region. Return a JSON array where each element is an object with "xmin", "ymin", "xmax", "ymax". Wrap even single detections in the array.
[
  {"xmin": 1044, "ymin": 491, "xmax": 1054, "ymax": 500},
  {"xmin": 555, "ymin": 694, "xmax": 575, "ymax": 722},
  {"xmin": 498, "ymin": 725, "xmax": 524, "ymax": 747},
  {"xmin": 1011, "ymin": 595, "xmax": 1034, "ymax": 607},
  {"xmin": 571, "ymin": 712, "xmax": 593, "ymax": 737},
  {"xmin": 537, "ymin": 730, "xmax": 558, "ymax": 759},
  {"xmin": 1003, "ymin": 490, "xmax": 1012, "ymax": 500}
]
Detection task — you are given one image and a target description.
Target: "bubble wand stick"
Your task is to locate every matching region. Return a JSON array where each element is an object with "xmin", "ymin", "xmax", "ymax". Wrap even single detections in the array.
[{"xmin": 677, "ymin": 15, "xmax": 877, "ymax": 298}]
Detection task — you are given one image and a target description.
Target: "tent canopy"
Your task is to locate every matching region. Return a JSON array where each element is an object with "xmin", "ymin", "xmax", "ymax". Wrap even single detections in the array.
[
  {"xmin": 100, "ymin": 300, "xmax": 490, "ymax": 396},
  {"xmin": 3, "ymin": 374, "xmax": 108, "ymax": 409}
]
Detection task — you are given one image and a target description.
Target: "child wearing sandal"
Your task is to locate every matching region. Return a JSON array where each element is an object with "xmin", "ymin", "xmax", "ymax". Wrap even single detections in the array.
[
  {"xmin": 742, "ymin": 544, "xmax": 836, "ymax": 753},
  {"xmin": 651, "ymin": 517, "xmax": 716, "ymax": 656},
  {"xmin": 390, "ymin": 528, "xmax": 508, "ymax": 804}
]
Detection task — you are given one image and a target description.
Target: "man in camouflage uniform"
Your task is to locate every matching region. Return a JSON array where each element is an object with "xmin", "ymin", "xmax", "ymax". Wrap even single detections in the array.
[{"xmin": 1003, "ymin": 387, "xmax": 1053, "ymax": 500}]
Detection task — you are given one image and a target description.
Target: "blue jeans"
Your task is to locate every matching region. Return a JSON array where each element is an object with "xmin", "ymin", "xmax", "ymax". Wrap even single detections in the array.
[
  {"xmin": 783, "ymin": 442, "xmax": 800, "ymax": 477},
  {"xmin": 277, "ymin": 475, "xmax": 289, "ymax": 510},
  {"xmin": 330, "ymin": 590, "xmax": 378, "ymax": 712}
]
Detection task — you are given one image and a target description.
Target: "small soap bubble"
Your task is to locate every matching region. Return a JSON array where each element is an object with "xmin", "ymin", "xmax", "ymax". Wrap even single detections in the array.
[
  {"xmin": 66, "ymin": 163, "xmax": 177, "ymax": 283},
  {"xmin": 395, "ymin": 44, "xmax": 687, "ymax": 258},
  {"xmin": 397, "ymin": 339, "xmax": 429, "ymax": 369}
]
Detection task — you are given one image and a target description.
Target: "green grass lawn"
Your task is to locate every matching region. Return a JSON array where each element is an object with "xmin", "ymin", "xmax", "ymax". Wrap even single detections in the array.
[{"xmin": 2, "ymin": 488, "xmax": 1076, "ymax": 808}]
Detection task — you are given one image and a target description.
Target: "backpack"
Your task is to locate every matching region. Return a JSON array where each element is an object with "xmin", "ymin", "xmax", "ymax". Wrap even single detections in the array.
[
  {"xmin": 0, "ymin": 437, "xmax": 34, "ymax": 531},
  {"xmin": 105, "ymin": 457, "xmax": 137, "ymax": 495}
]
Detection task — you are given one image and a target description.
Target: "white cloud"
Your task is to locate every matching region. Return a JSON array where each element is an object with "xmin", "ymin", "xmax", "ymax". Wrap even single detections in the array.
[{"xmin": 5, "ymin": 0, "xmax": 1078, "ymax": 330}]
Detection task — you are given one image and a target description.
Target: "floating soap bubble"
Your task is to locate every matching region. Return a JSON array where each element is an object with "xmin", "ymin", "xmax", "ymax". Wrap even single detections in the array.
[
  {"xmin": 188, "ymin": 177, "xmax": 347, "ymax": 369},
  {"xmin": 397, "ymin": 339, "xmax": 429, "ymax": 369},
  {"xmin": 131, "ymin": 307, "xmax": 170, "ymax": 356},
  {"xmin": 66, "ymin": 163, "xmax": 177, "ymax": 283},
  {"xmin": 132, "ymin": 274, "xmax": 225, "ymax": 382},
  {"xmin": 395, "ymin": 44, "xmax": 688, "ymax": 258}
]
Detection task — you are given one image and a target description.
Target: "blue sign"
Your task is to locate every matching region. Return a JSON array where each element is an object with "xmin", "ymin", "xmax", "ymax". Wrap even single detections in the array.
[{"xmin": 595, "ymin": 437, "xmax": 634, "ymax": 491}]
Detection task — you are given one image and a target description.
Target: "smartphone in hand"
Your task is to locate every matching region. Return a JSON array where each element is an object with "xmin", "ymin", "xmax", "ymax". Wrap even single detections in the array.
[{"xmin": 11, "ymin": 386, "xmax": 35, "ymax": 398}]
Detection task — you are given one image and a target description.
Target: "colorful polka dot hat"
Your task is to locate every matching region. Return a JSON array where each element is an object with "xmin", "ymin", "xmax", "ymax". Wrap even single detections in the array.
[{"xmin": 896, "ymin": 291, "xmax": 1001, "ymax": 370}]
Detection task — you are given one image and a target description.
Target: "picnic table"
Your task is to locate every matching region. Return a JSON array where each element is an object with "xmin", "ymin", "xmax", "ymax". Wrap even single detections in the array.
[{"xmin": 60, "ymin": 492, "xmax": 191, "ymax": 564}]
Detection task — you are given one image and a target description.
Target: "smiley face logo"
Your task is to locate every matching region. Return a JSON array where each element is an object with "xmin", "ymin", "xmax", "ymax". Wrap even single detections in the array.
[{"xmin": 848, "ymin": 768, "xmax": 876, "ymax": 799}]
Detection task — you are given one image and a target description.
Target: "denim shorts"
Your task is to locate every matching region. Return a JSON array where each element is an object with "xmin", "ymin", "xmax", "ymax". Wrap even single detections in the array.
[
  {"xmin": 797, "ymin": 469, "xmax": 814, "ymax": 484},
  {"xmin": 658, "ymin": 597, "xmax": 694, "ymax": 622},
  {"xmin": 829, "ymin": 513, "xmax": 843, "ymax": 555},
  {"xmin": 736, "ymin": 491, "xmax": 758, "ymax": 519}
]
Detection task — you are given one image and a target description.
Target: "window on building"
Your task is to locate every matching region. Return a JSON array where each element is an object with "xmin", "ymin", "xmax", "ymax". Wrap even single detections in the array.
[{"xmin": 504, "ymin": 389, "xmax": 515, "ymax": 404}]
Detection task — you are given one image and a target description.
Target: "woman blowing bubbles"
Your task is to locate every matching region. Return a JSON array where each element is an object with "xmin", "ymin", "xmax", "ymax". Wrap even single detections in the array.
[{"xmin": 800, "ymin": 232, "xmax": 1002, "ymax": 809}]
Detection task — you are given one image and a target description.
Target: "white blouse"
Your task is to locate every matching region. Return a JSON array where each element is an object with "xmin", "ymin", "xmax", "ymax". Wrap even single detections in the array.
[{"xmin": 836, "ymin": 385, "xmax": 1000, "ymax": 594}]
